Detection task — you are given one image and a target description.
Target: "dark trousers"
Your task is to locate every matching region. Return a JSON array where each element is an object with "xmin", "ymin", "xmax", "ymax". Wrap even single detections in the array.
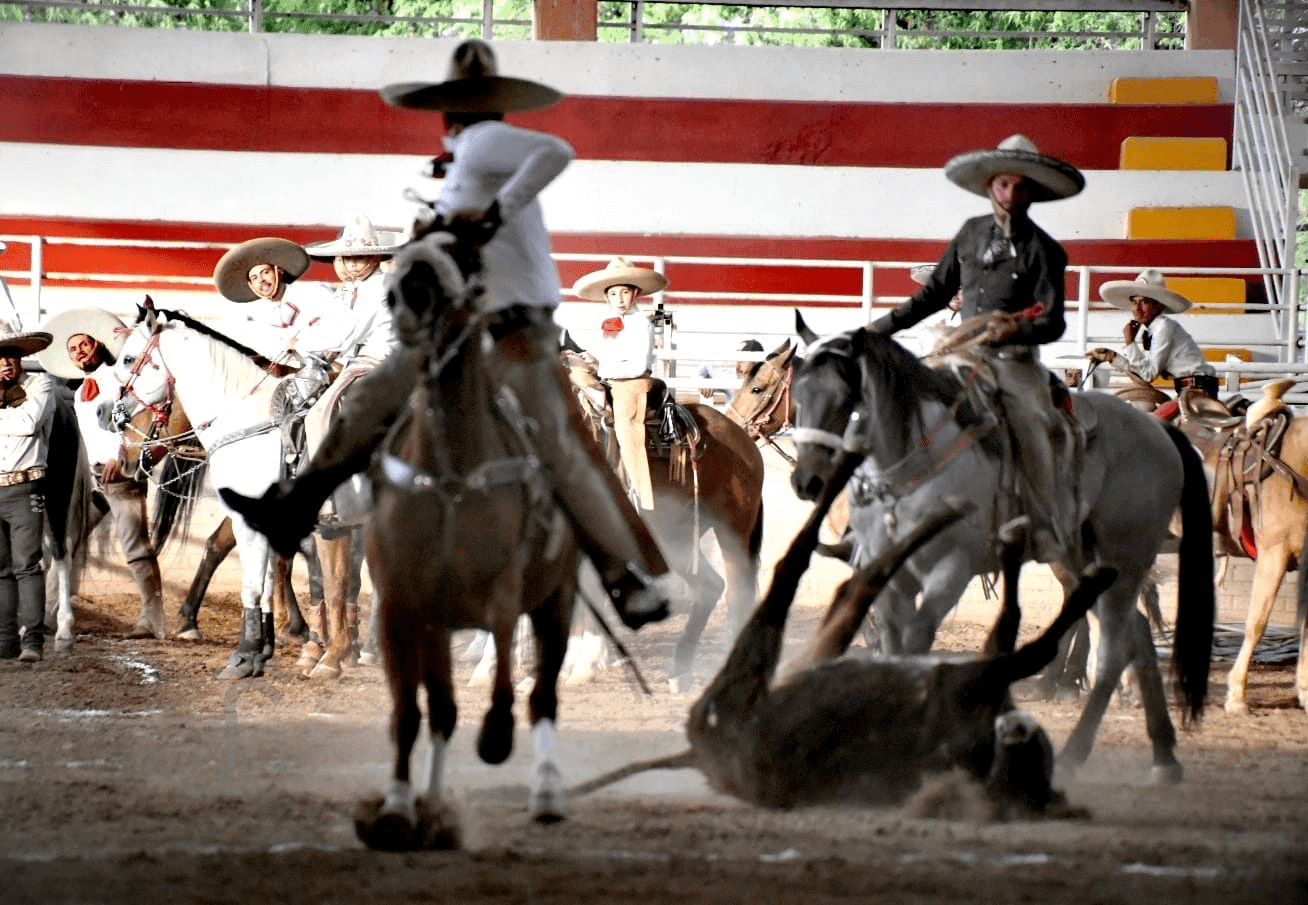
[{"xmin": 0, "ymin": 482, "xmax": 47, "ymax": 653}]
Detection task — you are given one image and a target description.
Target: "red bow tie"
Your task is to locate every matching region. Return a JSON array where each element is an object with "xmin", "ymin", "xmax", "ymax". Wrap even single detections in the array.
[
  {"xmin": 601, "ymin": 317, "xmax": 624, "ymax": 338},
  {"xmin": 79, "ymin": 378, "xmax": 100, "ymax": 402}
]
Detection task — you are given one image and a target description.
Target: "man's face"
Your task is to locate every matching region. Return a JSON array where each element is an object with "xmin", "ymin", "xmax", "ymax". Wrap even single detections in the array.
[
  {"xmin": 246, "ymin": 263, "xmax": 284, "ymax": 300},
  {"xmin": 0, "ymin": 356, "xmax": 21, "ymax": 386},
  {"xmin": 66, "ymin": 333, "xmax": 103, "ymax": 373},
  {"xmin": 988, "ymin": 172, "xmax": 1031, "ymax": 214},
  {"xmin": 334, "ymin": 255, "xmax": 381, "ymax": 283},
  {"xmin": 1130, "ymin": 295, "xmax": 1164, "ymax": 324},
  {"xmin": 605, "ymin": 285, "xmax": 638, "ymax": 315}
]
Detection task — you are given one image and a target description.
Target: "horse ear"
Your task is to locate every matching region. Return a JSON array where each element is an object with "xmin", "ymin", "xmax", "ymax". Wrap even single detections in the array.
[{"xmin": 795, "ymin": 310, "xmax": 819, "ymax": 346}]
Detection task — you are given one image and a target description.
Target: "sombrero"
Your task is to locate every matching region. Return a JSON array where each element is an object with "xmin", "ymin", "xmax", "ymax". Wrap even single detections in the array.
[
  {"xmin": 909, "ymin": 264, "xmax": 935, "ymax": 286},
  {"xmin": 380, "ymin": 39, "xmax": 562, "ymax": 114},
  {"xmin": 0, "ymin": 323, "xmax": 52, "ymax": 359},
  {"xmin": 945, "ymin": 134, "xmax": 1085, "ymax": 202},
  {"xmin": 37, "ymin": 307, "xmax": 128, "ymax": 379},
  {"xmin": 213, "ymin": 238, "xmax": 310, "ymax": 303},
  {"xmin": 305, "ymin": 215, "xmax": 407, "ymax": 261},
  {"xmin": 1100, "ymin": 269, "xmax": 1193, "ymax": 314},
  {"xmin": 572, "ymin": 257, "xmax": 669, "ymax": 302}
]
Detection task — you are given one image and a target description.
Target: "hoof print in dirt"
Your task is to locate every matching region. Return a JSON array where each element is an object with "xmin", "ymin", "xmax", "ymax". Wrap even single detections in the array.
[{"xmin": 354, "ymin": 797, "xmax": 462, "ymax": 851}]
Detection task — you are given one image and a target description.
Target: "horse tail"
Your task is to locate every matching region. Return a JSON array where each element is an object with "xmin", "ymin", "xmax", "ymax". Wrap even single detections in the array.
[
  {"xmin": 151, "ymin": 455, "xmax": 209, "ymax": 551},
  {"xmin": 1165, "ymin": 423, "xmax": 1215, "ymax": 726}
]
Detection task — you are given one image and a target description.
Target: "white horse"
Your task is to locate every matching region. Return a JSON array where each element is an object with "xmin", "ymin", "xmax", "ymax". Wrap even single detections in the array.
[{"xmin": 107, "ymin": 299, "xmax": 285, "ymax": 678}]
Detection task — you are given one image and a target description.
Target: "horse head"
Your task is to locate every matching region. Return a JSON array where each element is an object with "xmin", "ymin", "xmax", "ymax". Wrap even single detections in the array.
[
  {"xmin": 726, "ymin": 337, "xmax": 799, "ymax": 440},
  {"xmin": 789, "ymin": 329, "xmax": 864, "ymax": 501},
  {"xmin": 387, "ymin": 233, "xmax": 474, "ymax": 353},
  {"xmin": 100, "ymin": 297, "xmax": 170, "ymax": 434}
]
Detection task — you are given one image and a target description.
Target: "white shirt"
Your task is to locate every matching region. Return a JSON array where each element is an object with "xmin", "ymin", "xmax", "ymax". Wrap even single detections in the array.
[
  {"xmin": 1117, "ymin": 314, "xmax": 1215, "ymax": 383},
  {"xmin": 0, "ymin": 370, "xmax": 55, "ymax": 473},
  {"xmin": 317, "ymin": 272, "xmax": 397, "ymax": 362},
  {"xmin": 436, "ymin": 120, "xmax": 574, "ymax": 314},
  {"xmin": 71, "ymin": 364, "xmax": 125, "ymax": 466},
  {"xmin": 244, "ymin": 280, "xmax": 337, "ymax": 360},
  {"xmin": 594, "ymin": 310, "xmax": 655, "ymax": 380}
]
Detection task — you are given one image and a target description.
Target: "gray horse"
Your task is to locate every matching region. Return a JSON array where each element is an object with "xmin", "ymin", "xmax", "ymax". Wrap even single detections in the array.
[{"xmin": 787, "ymin": 316, "xmax": 1214, "ymax": 783}]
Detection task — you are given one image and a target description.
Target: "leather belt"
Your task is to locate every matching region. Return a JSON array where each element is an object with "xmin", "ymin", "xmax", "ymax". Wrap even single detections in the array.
[{"xmin": 0, "ymin": 467, "xmax": 44, "ymax": 488}]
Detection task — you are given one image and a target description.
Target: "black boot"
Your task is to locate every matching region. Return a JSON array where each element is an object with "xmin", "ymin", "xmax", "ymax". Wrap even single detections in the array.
[
  {"xmin": 218, "ymin": 607, "xmax": 265, "ymax": 680},
  {"xmin": 605, "ymin": 563, "xmax": 674, "ymax": 631}
]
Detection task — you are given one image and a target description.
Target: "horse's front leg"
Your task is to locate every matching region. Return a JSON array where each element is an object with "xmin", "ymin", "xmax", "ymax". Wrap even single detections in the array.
[
  {"xmin": 218, "ymin": 522, "xmax": 274, "ymax": 680},
  {"xmin": 50, "ymin": 558, "xmax": 74, "ymax": 653},
  {"xmin": 177, "ymin": 517, "xmax": 236, "ymax": 641},
  {"xmin": 527, "ymin": 579, "xmax": 574, "ymax": 822},
  {"xmin": 478, "ymin": 575, "xmax": 523, "ymax": 766},
  {"xmin": 1225, "ymin": 544, "xmax": 1289, "ymax": 715},
  {"xmin": 308, "ymin": 533, "xmax": 353, "ymax": 680}
]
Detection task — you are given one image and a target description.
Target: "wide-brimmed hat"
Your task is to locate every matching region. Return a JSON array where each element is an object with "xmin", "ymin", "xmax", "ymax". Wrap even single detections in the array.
[
  {"xmin": 37, "ymin": 307, "xmax": 128, "ymax": 379},
  {"xmin": 380, "ymin": 39, "xmax": 562, "ymax": 114},
  {"xmin": 945, "ymin": 134, "xmax": 1085, "ymax": 202},
  {"xmin": 572, "ymin": 257, "xmax": 669, "ymax": 302},
  {"xmin": 1100, "ymin": 268, "xmax": 1193, "ymax": 314},
  {"xmin": 213, "ymin": 238, "xmax": 311, "ymax": 303},
  {"xmin": 305, "ymin": 216, "xmax": 406, "ymax": 261},
  {"xmin": 909, "ymin": 264, "xmax": 935, "ymax": 286},
  {"xmin": 0, "ymin": 321, "xmax": 52, "ymax": 359}
]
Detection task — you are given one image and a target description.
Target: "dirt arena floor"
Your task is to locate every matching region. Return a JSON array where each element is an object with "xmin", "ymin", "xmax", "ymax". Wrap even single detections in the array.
[{"xmin": 2, "ymin": 454, "xmax": 1306, "ymax": 904}]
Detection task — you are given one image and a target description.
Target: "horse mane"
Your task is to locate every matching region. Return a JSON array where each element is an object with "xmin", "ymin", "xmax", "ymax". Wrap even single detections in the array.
[{"xmin": 152, "ymin": 306, "xmax": 276, "ymax": 370}]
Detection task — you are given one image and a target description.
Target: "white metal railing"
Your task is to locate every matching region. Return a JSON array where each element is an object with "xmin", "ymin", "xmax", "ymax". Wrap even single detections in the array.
[
  {"xmin": 0, "ymin": 0, "xmax": 1187, "ymax": 48},
  {"xmin": 7, "ymin": 234, "xmax": 1305, "ymax": 400},
  {"xmin": 1233, "ymin": 0, "xmax": 1302, "ymax": 322}
]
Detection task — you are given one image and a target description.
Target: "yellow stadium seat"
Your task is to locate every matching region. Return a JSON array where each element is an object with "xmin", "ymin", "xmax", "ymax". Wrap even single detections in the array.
[
  {"xmin": 1167, "ymin": 276, "xmax": 1247, "ymax": 312},
  {"xmin": 1126, "ymin": 206, "xmax": 1237, "ymax": 240},
  {"xmin": 1108, "ymin": 77, "xmax": 1220, "ymax": 105},
  {"xmin": 1120, "ymin": 137, "xmax": 1227, "ymax": 171}
]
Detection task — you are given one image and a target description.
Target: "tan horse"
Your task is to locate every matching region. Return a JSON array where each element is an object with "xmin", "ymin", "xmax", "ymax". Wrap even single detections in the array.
[{"xmin": 1178, "ymin": 380, "xmax": 1308, "ymax": 714}]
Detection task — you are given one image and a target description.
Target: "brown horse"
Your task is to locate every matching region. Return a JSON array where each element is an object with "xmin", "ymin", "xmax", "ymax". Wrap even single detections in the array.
[
  {"xmin": 1178, "ymin": 381, "xmax": 1308, "ymax": 714},
  {"xmin": 354, "ymin": 236, "xmax": 580, "ymax": 850},
  {"xmin": 565, "ymin": 354, "xmax": 765, "ymax": 693}
]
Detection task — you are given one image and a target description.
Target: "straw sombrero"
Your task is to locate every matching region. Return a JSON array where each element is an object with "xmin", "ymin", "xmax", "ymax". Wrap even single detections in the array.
[
  {"xmin": 572, "ymin": 257, "xmax": 669, "ymax": 302},
  {"xmin": 37, "ymin": 307, "xmax": 128, "ymax": 379},
  {"xmin": 945, "ymin": 134, "xmax": 1085, "ymax": 203},
  {"xmin": 1100, "ymin": 269, "xmax": 1193, "ymax": 314},
  {"xmin": 305, "ymin": 216, "xmax": 406, "ymax": 261},
  {"xmin": 213, "ymin": 238, "xmax": 311, "ymax": 303},
  {"xmin": 0, "ymin": 323, "xmax": 52, "ymax": 359},
  {"xmin": 380, "ymin": 39, "xmax": 562, "ymax": 114}
]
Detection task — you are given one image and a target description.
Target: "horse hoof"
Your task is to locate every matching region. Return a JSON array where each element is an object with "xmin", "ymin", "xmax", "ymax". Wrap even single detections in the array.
[
  {"xmin": 355, "ymin": 796, "xmax": 461, "ymax": 851},
  {"xmin": 176, "ymin": 628, "xmax": 201, "ymax": 642},
  {"xmin": 668, "ymin": 674, "xmax": 694, "ymax": 696},
  {"xmin": 309, "ymin": 659, "xmax": 342, "ymax": 680},
  {"xmin": 529, "ymin": 763, "xmax": 567, "ymax": 823},
  {"xmin": 1223, "ymin": 697, "xmax": 1251, "ymax": 716},
  {"xmin": 55, "ymin": 637, "xmax": 74, "ymax": 655},
  {"xmin": 357, "ymin": 651, "xmax": 379, "ymax": 667},
  {"xmin": 1149, "ymin": 763, "xmax": 1184, "ymax": 785},
  {"xmin": 217, "ymin": 660, "xmax": 255, "ymax": 680}
]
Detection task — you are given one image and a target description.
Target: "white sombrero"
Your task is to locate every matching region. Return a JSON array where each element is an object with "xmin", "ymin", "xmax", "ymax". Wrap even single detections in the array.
[
  {"xmin": 37, "ymin": 307, "xmax": 128, "ymax": 379},
  {"xmin": 380, "ymin": 39, "xmax": 562, "ymax": 114},
  {"xmin": 213, "ymin": 238, "xmax": 311, "ymax": 303},
  {"xmin": 909, "ymin": 264, "xmax": 935, "ymax": 286},
  {"xmin": 572, "ymin": 257, "xmax": 669, "ymax": 302},
  {"xmin": 305, "ymin": 215, "xmax": 406, "ymax": 261},
  {"xmin": 0, "ymin": 322, "xmax": 52, "ymax": 359},
  {"xmin": 945, "ymin": 134, "xmax": 1085, "ymax": 203},
  {"xmin": 1100, "ymin": 269, "xmax": 1193, "ymax": 314}
]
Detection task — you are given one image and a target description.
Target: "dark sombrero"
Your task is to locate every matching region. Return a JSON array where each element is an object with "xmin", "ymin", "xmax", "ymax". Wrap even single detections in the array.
[{"xmin": 380, "ymin": 39, "xmax": 562, "ymax": 114}]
